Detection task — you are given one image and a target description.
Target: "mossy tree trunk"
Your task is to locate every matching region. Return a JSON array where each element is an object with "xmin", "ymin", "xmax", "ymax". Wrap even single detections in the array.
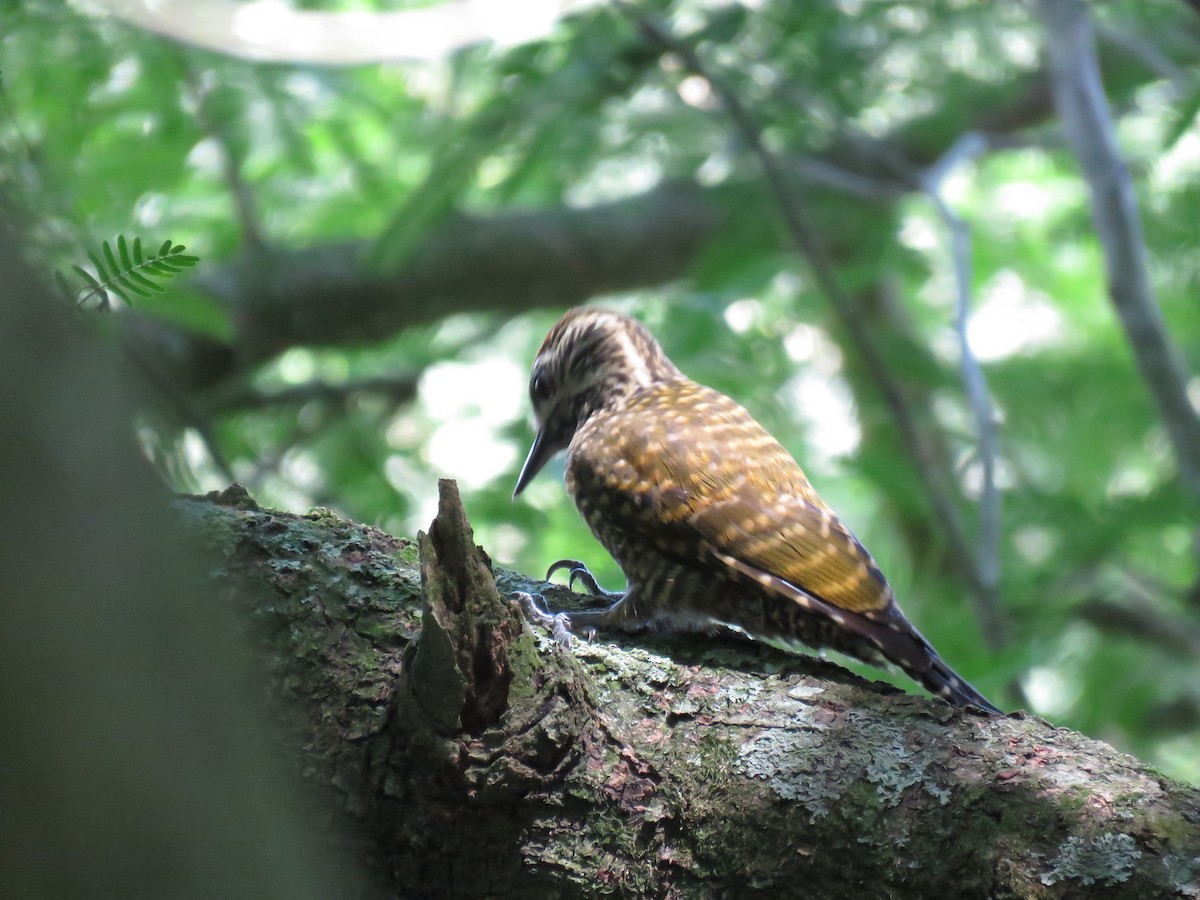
[{"xmin": 183, "ymin": 481, "xmax": 1200, "ymax": 899}]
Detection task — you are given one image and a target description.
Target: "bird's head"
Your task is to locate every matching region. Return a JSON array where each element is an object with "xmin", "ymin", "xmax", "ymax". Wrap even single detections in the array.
[{"xmin": 513, "ymin": 307, "xmax": 680, "ymax": 497}]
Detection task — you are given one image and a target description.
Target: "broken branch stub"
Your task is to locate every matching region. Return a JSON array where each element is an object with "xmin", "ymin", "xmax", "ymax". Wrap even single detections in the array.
[{"xmin": 406, "ymin": 479, "xmax": 526, "ymax": 734}]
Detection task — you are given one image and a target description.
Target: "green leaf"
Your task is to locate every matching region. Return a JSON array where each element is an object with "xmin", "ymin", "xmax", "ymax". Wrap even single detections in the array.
[
  {"xmin": 115, "ymin": 273, "xmax": 152, "ymax": 298},
  {"xmin": 106, "ymin": 280, "xmax": 132, "ymax": 305},
  {"xmin": 72, "ymin": 264, "xmax": 102, "ymax": 290},
  {"xmin": 144, "ymin": 259, "xmax": 184, "ymax": 275},
  {"xmin": 126, "ymin": 268, "xmax": 166, "ymax": 294},
  {"xmin": 87, "ymin": 250, "xmax": 107, "ymax": 280},
  {"xmin": 117, "ymin": 234, "xmax": 133, "ymax": 271},
  {"xmin": 102, "ymin": 239, "xmax": 119, "ymax": 278},
  {"xmin": 71, "ymin": 234, "xmax": 201, "ymax": 308}
]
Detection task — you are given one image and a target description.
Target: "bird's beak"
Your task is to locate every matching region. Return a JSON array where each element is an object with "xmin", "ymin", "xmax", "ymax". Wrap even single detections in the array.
[{"xmin": 513, "ymin": 426, "xmax": 555, "ymax": 499}]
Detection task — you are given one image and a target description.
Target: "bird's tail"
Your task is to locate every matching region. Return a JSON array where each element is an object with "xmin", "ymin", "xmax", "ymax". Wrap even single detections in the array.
[
  {"xmin": 709, "ymin": 554, "xmax": 1002, "ymax": 712},
  {"xmin": 917, "ymin": 653, "xmax": 1002, "ymax": 713},
  {"xmin": 851, "ymin": 604, "xmax": 1003, "ymax": 713}
]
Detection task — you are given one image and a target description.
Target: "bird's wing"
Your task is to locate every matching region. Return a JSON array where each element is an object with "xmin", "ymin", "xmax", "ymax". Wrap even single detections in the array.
[
  {"xmin": 684, "ymin": 486, "xmax": 894, "ymax": 615},
  {"xmin": 582, "ymin": 381, "xmax": 895, "ymax": 616}
]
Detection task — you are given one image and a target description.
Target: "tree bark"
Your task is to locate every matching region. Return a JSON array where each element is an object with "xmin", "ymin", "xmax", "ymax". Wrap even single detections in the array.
[{"xmin": 184, "ymin": 481, "xmax": 1200, "ymax": 899}]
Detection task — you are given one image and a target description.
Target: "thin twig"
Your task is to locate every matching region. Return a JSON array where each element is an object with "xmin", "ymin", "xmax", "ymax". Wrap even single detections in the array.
[
  {"xmin": 919, "ymin": 133, "xmax": 1009, "ymax": 649},
  {"xmin": 786, "ymin": 156, "xmax": 906, "ymax": 203},
  {"xmin": 182, "ymin": 61, "xmax": 266, "ymax": 252},
  {"xmin": 622, "ymin": 5, "xmax": 1005, "ymax": 642},
  {"xmin": 1037, "ymin": 0, "xmax": 1200, "ymax": 502}
]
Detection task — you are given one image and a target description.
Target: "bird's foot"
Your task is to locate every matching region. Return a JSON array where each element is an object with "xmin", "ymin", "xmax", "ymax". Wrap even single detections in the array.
[
  {"xmin": 507, "ymin": 591, "xmax": 573, "ymax": 647},
  {"xmin": 545, "ymin": 558, "xmax": 624, "ymax": 601},
  {"xmin": 509, "ymin": 561, "xmax": 625, "ymax": 644}
]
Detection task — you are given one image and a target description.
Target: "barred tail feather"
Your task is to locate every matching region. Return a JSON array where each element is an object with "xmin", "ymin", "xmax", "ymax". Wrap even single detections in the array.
[
  {"xmin": 709, "ymin": 549, "xmax": 1002, "ymax": 712},
  {"xmin": 918, "ymin": 654, "xmax": 1002, "ymax": 713},
  {"xmin": 868, "ymin": 613, "xmax": 1002, "ymax": 713}
]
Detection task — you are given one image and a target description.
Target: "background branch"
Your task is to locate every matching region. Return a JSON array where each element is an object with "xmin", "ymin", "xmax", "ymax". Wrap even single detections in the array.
[
  {"xmin": 920, "ymin": 133, "xmax": 1008, "ymax": 651},
  {"xmin": 184, "ymin": 62, "xmax": 266, "ymax": 253},
  {"xmin": 208, "ymin": 373, "xmax": 420, "ymax": 414},
  {"xmin": 1078, "ymin": 595, "xmax": 1200, "ymax": 660},
  {"xmin": 1037, "ymin": 0, "xmax": 1200, "ymax": 501},
  {"xmin": 116, "ymin": 36, "xmax": 1093, "ymax": 396}
]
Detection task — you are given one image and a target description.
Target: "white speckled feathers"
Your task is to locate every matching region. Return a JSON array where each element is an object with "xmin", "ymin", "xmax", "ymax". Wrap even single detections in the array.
[{"xmin": 567, "ymin": 379, "xmax": 894, "ymax": 617}]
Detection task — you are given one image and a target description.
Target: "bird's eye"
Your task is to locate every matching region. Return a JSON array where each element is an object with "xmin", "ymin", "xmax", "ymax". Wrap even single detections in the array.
[{"xmin": 530, "ymin": 370, "xmax": 551, "ymax": 403}]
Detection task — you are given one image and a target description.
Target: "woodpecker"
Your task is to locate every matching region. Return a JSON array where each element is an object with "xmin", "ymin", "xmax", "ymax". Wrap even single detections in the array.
[{"xmin": 512, "ymin": 306, "xmax": 1000, "ymax": 712}]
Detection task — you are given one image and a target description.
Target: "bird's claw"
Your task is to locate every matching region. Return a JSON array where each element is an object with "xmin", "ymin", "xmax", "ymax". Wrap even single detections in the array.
[
  {"xmin": 507, "ymin": 590, "xmax": 573, "ymax": 647},
  {"xmin": 545, "ymin": 558, "xmax": 587, "ymax": 585},
  {"xmin": 545, "ymin": 558, "xmax": 623, "ymax": 600}
]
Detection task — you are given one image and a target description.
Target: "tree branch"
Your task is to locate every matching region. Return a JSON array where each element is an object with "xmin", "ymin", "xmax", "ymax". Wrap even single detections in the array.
[
  {"xmin": 207, "ymin": 373, "xmax": 420, "ymax": 413},
  {"xmin": 920, "ymin": 133, "xmax": 1009, "ymax": 651},
  {"xmin": 197, "ymin": 181, "xmax": 722, "ymax": 372},
  {"xmin": 181, "ymin": 483, "xmax": 1200, "ymax": 898},
  {"xmin": 1037, "ymin": 0, "xmax": 1200, "ymax": 501},
  {"xmin": 183, "ymin": 61, "xmax": 266, "ymax": 253}
]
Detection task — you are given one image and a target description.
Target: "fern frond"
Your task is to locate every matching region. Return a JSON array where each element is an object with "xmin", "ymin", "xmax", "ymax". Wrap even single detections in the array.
[{"xmin": 74, "ymin": 235, "xmax": 200, "ymax": 309}]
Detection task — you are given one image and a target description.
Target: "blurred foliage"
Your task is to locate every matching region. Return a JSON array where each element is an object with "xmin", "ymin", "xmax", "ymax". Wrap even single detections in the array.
[{"xmin": 2, "ymin": 0, "xmax": 1199, "ymax": 782}]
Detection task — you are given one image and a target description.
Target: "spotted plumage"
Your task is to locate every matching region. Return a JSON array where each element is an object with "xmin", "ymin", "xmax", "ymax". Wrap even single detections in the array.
[{"xmin": 513, "ymin": 306, "xmax": 1000, "ymax": 712}]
